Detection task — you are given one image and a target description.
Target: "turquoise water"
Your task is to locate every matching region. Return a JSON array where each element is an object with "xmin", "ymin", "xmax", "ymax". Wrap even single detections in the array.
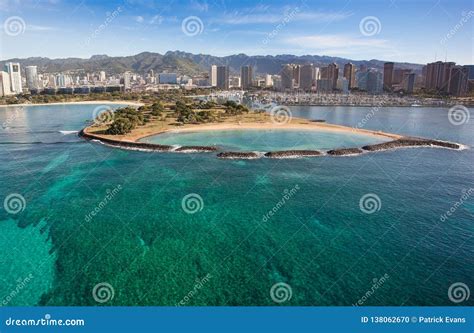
[
  {"xmin": 0, "ymin": 103, "xmax": 473, "ymax": 306},
  {"xmin": 140, "ymin": 129, "xmax": 389, "ymax": 151}
]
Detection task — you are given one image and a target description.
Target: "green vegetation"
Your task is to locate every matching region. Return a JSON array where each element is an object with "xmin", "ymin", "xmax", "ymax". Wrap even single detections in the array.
[
  {"xmin": 100, "ymin": 97, "xmax": 254, "ymax": 135},
  {"xmin": 223, "ymin": 100, "xmax": 250, "ymax": 115},
  {"xmin": 106, "ymin": 107, "xmax": 145, "ymax": 135}
]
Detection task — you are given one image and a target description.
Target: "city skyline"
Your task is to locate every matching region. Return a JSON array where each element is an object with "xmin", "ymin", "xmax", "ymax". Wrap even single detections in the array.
[{"xmin": 0, "ymin": 0, "xmax": 472, "ymax": 65}]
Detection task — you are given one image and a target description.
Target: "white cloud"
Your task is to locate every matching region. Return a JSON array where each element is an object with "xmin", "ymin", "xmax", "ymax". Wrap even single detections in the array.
[
  {"xmin": 286, "ymin": 34, "xmax": 389, "ymax": 49},
  {"xmin": 27, "ymin": 24, "xmax": 55, "ymax": 31},
  {"xmin": 149, "ymin": 15, "xmax": 162, "ymax": 24},
  {"xmin": 134, "ymin": 16, "xmax": 144, "ymax": 23},
  {"xmin": 216, "ymin": 10, "xmax": 352, "ymax": 25}
]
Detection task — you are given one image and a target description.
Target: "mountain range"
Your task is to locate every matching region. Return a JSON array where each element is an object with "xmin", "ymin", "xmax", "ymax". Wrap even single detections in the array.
[{"xmin": 0, "ymin": 51, "xmax": 424, "ymax": 76}]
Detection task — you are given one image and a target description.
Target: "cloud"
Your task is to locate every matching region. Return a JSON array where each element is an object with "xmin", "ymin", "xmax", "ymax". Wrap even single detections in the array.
[
  {"xmin": 286, "ymin": 34, "xmax": 389, "ymax": 49},
  {"xmin": 216, "ymin": 10, "xmax": 352, "ymax": 25},
  {"xmin": 149, "ymin": 15, "xmax": 163, "ymax": 24},
  {"xmin": 27, "ymin": 24, "xmax": 55, "ymax": 31},
  {"xmin": 190, "ymin": 0, "xmax": 209, "ymax": 12},
  {"xmin": 134, "ymin": 16, "xmax": 144, "ymax": 23}
]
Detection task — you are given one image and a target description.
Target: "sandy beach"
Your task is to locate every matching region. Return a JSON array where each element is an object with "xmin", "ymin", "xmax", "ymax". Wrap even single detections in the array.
[{"xmin": 84, "ymin": 118, "xmax": 403, "ymax": 143}]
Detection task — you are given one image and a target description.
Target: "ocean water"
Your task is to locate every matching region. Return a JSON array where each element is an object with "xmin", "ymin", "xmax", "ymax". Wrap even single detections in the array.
[
  {"xmin": 141, "ymin": 129, "xmax": 389, "ymax": 151},
  {"xmin": 0, "ymin": 103, "xmax": 472, "ymax": 306}
]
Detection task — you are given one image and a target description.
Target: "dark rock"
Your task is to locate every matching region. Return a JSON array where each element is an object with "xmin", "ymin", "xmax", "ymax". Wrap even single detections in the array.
[
  {"xmin": 362, "ymin": 137, "xmax": 461, "ymax": 151},
  {"xmin": 264, "ymin": 150, "xmax": 321, "ymax": 158},
  {"xmin": 79, "ymin": 129, "xmax": 172, "ymax": 151},
  {"xmin": 175, "ymin": 146, "xmax": 218, "ymax": 152},
  {"xmin": 217, "ymin": 151, "xmax": 261, "ymax": 159},
  {"xmin": 327, "ymin": 148, "xmax": 364, "ymax": 156}
]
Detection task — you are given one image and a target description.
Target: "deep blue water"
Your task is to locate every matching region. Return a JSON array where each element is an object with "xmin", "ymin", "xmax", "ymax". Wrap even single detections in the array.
[{"xmin": 0, "ymin": 103, "xmax": 472, "ymax": 306}]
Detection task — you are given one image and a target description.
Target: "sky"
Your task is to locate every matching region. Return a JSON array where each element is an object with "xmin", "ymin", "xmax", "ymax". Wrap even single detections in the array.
[{"xmin": 0, "ymin": 0, "xmax": 473, "ymax": 64}]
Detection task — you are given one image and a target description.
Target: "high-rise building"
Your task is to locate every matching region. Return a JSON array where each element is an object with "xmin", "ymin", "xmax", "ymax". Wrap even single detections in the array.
[
  {"xmin": 216, "ymin": 66, "xmax": 229, "ymax": 90},
  {"xmin": 320, "ymin": 67, "xmax": 328, "ymax": 79},
  {"xmin": 265, "ymin": 74, "xmax": 273, "ymax": 87},
  {"xmin": 210, "ymin": 65, "xmax": 217, "ymax": 87},
  {"xmin": 99, "ymin": 71, "xmax": 106, "ymax": 82},
  {"xmin": 448, "ymin": 66, "xmax": 469, "ymax": 97},
  {"xmin": 403, "ymin": 73, "xmax": 416, "ymax": 94},
  {"xmin": 281, "ymin": 64, "xmax": 295, "ymax": 90},
  {"xmin": 158, "ymin": 73, "xmax": 177, "ymax": 84},
  {"xmin": 299, "ymin": 64, "xmax": 314, "ymax": 91},
  {"xmin": 392, "ymin": 69, "xmax": 411, "ymax": 85},
  {"xmin": 0, "ymin": 71, "xmax": 12, "ymax": 97},
  {"xmin": 314, "ymin": 67, "xmax": 321, "ymax": 80},
  {"xmin": 240, "ymin": 65, "xmax": 253, "ymax": 90},
  {"xmin": 383, "ymin": 62, "xmax": 394, "ymax": 91},
  {"xmin": 4, "ymin": 62, "xmax": 22, "ymax": 94},
  {"xmin": 356, "ymin": 71, "xmax": 368, "ymax": 91},
  {"xmin": 25, "ymin": 66, "xmax": 39, "ymax": 91},
  {"xmin": 327, "ymin": 63, "xmax": 339, "ymax": 90},
  {"xmin": 123, "ymin": 71, "xmax": 132, "ymax": 90},
  {"xmin": 425, "ymin": 61, "xmax": 456, "ymax": 93},
  {"xmin": 230, "ymin": 76, "xmax": 241, "ymax": 88},
  {"xmin": 343, "ymin": 63, "xmax": 356, "ymax": 89},
  {"xmin": 292, "ymin": 65, "xmax": 301, "ymax": 87},
  {"xmin": 367, "ymin": 70, "xmax": 383, "ymax": 94}
]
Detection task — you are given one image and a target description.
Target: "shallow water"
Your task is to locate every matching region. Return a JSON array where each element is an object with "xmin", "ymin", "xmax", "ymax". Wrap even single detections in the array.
[
  {"xmin": 0, "ymin": 103, "xmax": 472, "ymax": 306},
  {"xmin": 141, "ymin": 129, "xmax": 389, "ymax": 151}
]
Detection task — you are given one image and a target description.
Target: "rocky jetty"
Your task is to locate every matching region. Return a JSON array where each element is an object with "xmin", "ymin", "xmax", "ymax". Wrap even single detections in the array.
[
  {"xmin": 217, "ymin": 151, "xmax": 262, "ymax": 159},
  {"xmin": 327, "ymin": 148, "xmax": 364, "ymax": 156},
  {"xmin": 264, "ymin": 150, "xmax": 322, "ymax": 158},
  {"xmin": 174, "ymin": 146, "xmax": 218, "ymax": 153},
  {"xmin": 362, "ymin": 137, "xmax": 461, "ymax": 151},
  {"xmin": 79, "ymin": 130, "xmax": 172, "ymax": 151}
]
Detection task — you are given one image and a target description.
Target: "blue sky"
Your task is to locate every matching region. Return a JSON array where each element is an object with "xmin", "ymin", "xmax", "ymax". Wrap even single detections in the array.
[{"xmin": 0, "ymin": 0, "xmax": 472, "ymax": 64}]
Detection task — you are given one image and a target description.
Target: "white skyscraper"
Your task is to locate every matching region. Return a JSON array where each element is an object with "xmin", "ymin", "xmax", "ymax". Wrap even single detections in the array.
[
  {"xmin": 0, "ymin": 71, "xmax": 12, "ymax": 97},
  {"xmin": 4, "ymin": 62, "xmax": 23, "ymax": 94},
  {"xmin": 123, "ymin": 71, "xmax": 132, "ymax": 90},
  {"xmin": 99, "ymin": 71, "xmax": 106, "ymax": 82},
  {"xmin": 210, "ymin": 65, "xmax": 217, "ymax": 87},
  {"xmin": 25, "ymin": 66, "xmax": 39, "ymax": 90},
  {"xmin": 265, "ymin": 74, "xmax": 273, "ymax": 87}
]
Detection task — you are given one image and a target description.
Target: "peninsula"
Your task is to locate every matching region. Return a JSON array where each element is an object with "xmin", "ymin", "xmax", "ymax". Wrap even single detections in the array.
[{"xmin": 80, "ymin": 100, "xmax": 464, "ymax": 158}]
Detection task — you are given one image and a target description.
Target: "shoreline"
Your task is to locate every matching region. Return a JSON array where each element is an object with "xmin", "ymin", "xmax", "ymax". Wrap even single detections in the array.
[
  {"xmin": 86, "ymin": 120, "xmax": 404, "ymax": 143},
  {"xmin": 80, "ymin": 121, "xmax": 466, "ymax": 159},
  {"xmin": 0, "ymin": 100, "xmax": 144, "ymax": 108}
]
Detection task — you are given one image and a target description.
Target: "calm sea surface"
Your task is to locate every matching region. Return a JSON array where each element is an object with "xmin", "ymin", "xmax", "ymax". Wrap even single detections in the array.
[{"xmin": 0, "ymin": 103, "xmax": 472, "ymax": 306}]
